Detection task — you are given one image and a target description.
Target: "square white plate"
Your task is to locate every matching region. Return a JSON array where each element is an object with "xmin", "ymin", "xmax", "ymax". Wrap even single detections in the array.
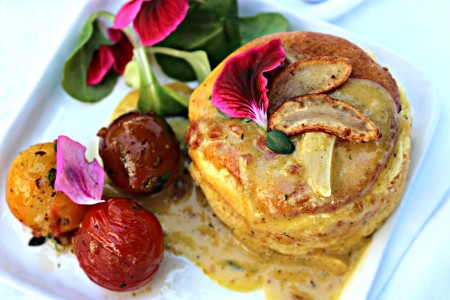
[{"xmin": 0, "ymin": 1, "xmax": 439, "ymax": 299}]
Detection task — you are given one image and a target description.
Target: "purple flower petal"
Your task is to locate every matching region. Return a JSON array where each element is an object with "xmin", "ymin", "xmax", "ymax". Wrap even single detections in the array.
[
  {"xmin": 113, "ymin": 0, "xmax": 145, "ymax": 29},
  {"xmin": 212, "ymin": 39, "xmax": 285, "ymax": 127},
  {"xmin": 134, "ymin": 0, "xmax": 189, "ymax": 46},
  {"xmin": 87, "ymin": 45, "xmax": 115, "ymax": 86},
  {"xmin": 54, "ymin": 135, "xmax": 105, "ymax": 205}
]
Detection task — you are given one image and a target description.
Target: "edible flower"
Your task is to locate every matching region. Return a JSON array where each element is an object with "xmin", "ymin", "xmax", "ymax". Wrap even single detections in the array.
[
  {"xmin": 212, "ymin": 39, "xmax": 285, "ymax": 128},
  {"xmin": 113, "ymin": 0, "xmax": 189, "ymax": 46},
  {"xmin": 54, "ymin": 135, "xmax": 105, "ymax": 205},
  {"xmin": 87, "ymin": 28, "xmax": 134, "ymax": 86}
]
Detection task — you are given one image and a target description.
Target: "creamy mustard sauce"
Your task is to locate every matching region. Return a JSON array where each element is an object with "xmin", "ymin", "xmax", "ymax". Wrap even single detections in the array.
[{"xmin": 105, "ymin": 172, "xmax": 368, "ymax": 300}]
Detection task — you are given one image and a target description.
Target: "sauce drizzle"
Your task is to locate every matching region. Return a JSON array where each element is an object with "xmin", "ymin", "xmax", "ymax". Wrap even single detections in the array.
[{"xmin": 105, "ymin": 173, "xmax": 367, "ymax": 300}]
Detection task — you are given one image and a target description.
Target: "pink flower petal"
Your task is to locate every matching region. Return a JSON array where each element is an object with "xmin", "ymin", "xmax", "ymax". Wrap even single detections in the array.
[
  {"xmin": 134, "ymin": 0, "xmax": 189, "ymax": 46},
  {"xmin": 113, "ymin": 0, "xmax": 145, "ymax": 29},
  {"xmin": 87, "ymin": 45, "xmax": 115, "ymax": 86},
  {"xmin": 212, "ymin": 39, "xmax": 285, "ymax": 127},
  {"xmin": 54, "ymin": 135, "xmax": 105, "ymax": 205}
]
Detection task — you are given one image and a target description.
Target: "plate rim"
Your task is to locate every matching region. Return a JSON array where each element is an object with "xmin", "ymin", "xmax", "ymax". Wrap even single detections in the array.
[{"xmin": 0, "ymin": 1, "xmax": 441, "ymax": 299}]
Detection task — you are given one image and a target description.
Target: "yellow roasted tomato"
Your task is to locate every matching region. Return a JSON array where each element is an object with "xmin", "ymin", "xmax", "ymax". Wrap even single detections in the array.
[{"xmin": 5, "ymin": 142, "xmax": 88, "ymax": 237}]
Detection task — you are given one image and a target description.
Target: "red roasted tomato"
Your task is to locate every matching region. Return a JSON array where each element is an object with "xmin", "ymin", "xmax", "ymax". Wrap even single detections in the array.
[
  {"xmin": 97, "ymin": 111, "xmax": 181, "ymax": 195},
  {"xmin": 73, "ymin": 198, "xmax": 164, "ymax": 291}
]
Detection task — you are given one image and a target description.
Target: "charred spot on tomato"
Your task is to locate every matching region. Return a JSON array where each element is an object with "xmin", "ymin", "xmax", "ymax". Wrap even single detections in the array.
[
  {"xmin": 119, "ymin": 283, "xmax": 127, "ymax": 289},
  {"xmin": 131, "ymin": 204, "xmax": 141, "ymax": 211},
  {"xmin": 98, "ymin": 112, "xmax": 180, "ymax": 195},
  {"xmin": 28, "ymin": 236, "xmax": 46, "ymax": 246},
  {"xmin": 35, "ymin": 178, "xmax": 42, "ymax": 189}
]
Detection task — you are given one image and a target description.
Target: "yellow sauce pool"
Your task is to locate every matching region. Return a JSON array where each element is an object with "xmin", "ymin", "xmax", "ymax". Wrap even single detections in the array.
[{"xmin": 104, "ymin": 172, "xmax": 368, "ymax": 300}]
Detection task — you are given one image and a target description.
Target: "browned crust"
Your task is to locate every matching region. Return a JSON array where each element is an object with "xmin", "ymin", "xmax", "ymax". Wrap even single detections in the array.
[
  {"xmin": 186, "ymin": 31, "xmax": 411, "ymax": 256},
  {"xmin": 189, "ymin": 31, "xmax": 401, "ymax": 123},
  {"xmin": 187, "ymin": 31, "xmax": 401, "ymax": 214},
  {"xmin": 273, "ymin": 31, "xmax": 401, "ymax": 112},
  {"xmin": 189, "ymin": 116, "xmax": 411, "ymax": 256}
]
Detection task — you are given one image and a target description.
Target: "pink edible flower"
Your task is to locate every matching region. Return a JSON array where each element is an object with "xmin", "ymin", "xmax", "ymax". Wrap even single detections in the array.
[
  {"xmin": 113, "ymin": 0, "xmax": 189, "ymax": 46},
  {"xmin": 87, "ymin": 28, "xmax": 133, "ymax": 86},
  {"xmin": 54, "ymin": 135, "xmax": 105, "ymax": 205},
  {"xmin": 212, "ymin": 39, "xmax": 285, "ymax": 128}
]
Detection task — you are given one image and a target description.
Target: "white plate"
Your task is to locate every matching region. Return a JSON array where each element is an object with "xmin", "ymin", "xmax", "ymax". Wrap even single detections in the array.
[{"xmin": 0, "ymin": 1, "xmax": 439, "ymax": 299}]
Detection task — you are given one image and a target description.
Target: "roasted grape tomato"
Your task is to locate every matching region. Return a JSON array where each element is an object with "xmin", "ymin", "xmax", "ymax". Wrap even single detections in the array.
[
  {"xmin": 6, "ymin": 142, "xmax": 88, "ymax": 237},
  {"xmin": 73, "ymin": 198, "xmax": 164, "ymax": 291},
  {"xmin": 98, "ymin": 111, "xmax": 180, "ymax": 195}
]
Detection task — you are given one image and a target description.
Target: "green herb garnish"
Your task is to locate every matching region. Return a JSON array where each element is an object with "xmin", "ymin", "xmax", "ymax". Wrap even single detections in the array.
[
  {"xmin": 265, "ymin": 130, "xmax": 295, "ymax": 154},
  {"xmin": 46, "ymin": 168, "xmax": 57, "ymax": 189}
]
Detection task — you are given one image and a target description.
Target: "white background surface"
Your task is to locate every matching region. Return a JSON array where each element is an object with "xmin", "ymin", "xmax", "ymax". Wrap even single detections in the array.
[{"xmin": 1, "ymin": 0, "xmax": 449, "ymax": 299}]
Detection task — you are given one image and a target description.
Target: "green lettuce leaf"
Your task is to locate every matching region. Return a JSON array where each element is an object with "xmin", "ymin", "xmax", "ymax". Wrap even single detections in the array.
[
  {"xmin": 133, "ymin": 47, "xmax": 187, "ymax": 116},
  {"xmin": 150, "ymin": 47, "xmax": 211, "ymax": 83},
  {"xmin": 239, "ymin": 13, "xmax": 289, "ymax": 45},
  {"xmin": 155, "ymin": 0, "xmax": 240, "ymax": 81},
  {"xmin": 61, "ymin": 11, "xmax": 117, "ymax": 103}
]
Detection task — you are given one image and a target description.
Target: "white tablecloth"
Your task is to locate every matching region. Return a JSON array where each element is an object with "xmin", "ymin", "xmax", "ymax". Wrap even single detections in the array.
[{"xmin": 1, "ymin": 0, "xmax": 449, "ymax": 299}]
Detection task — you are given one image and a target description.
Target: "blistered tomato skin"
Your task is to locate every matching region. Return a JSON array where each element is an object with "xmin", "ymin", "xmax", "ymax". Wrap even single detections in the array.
[
  {"xmin": 97, "ymin": 111, "xmax": 180, "ymax": 195},
  {"xmin": 5, "ymin": 142, "xmax": 88, "ymax": 237},
  {"xmin": 73, "ymin": 198, "xmax": 164, "ymax": 291}
]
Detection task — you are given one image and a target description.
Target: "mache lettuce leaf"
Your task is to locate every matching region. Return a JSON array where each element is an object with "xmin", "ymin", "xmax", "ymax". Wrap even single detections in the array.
[
  {"xmin": 154, "ymin": 0, "xmax": 240, "ymax": 81},
  {"xmin": 239, "ymin": 12, "xmax": 289, "ymax": 45},
  {"xmin": 62, "ymin": 11, "xmax": 118, "ymax": 103}
]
